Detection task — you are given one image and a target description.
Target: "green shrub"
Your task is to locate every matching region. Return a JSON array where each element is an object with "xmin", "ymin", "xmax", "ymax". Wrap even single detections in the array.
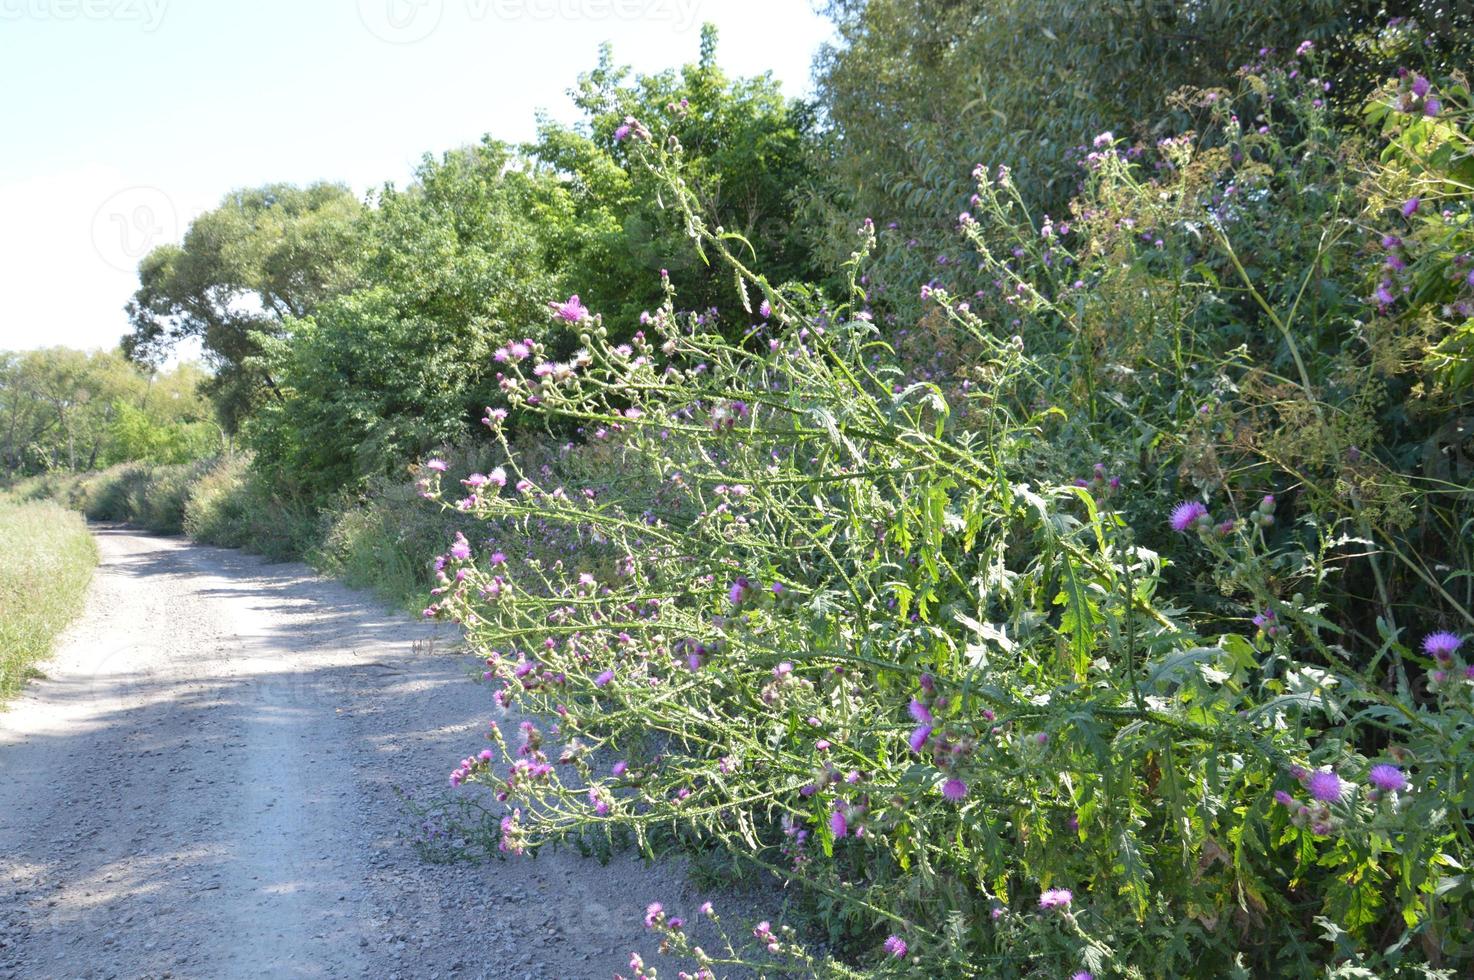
[
  {"xmin": 314, "ymin": 486, "xmax": 439, "ymax": 609},
  {"xmin": 180, "ymin": 454, "xmax": 256, "ymax": 547},
  {"xmin": 172, "ymin": 454, "xmax": 319, "ymax": 560},
  {"xmin": 74, "ymin": 460, "xmax": 200, "ymax": 534},
  {"xmin": 129, "ymin": 461, "xmax": 202, "ymax": 534},
  {"xmin": 812, "ymin": 2, "xmax": 1474, "ymax": 336},
  {"xmin": 77, "ymin": 463, "xmax": 151, "ymax": 523},
  {"xmin": 0, "ymin": 500, "xmax": 96, "ymax": 701},
  {"xmin": 312, "ymin": 444, "xmax": 505, "ymax": 609}
]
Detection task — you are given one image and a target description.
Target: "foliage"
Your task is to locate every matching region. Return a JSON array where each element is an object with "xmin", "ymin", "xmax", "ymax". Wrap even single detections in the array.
[
  {"xmin": 531, "ymin": 23, "xmax": 831, "ymax": 330},
  {"xmin": 0, "ymin": 349, "xmax": 218, "ymax": 477},
  {"xmin": 19, "ymin": 449, "xmax": 469, "ymax": 599},
  {"xmin": 0, "ymin": 500, "xmax": 96, "ymax": 702},
  {"xmin": 311, "ymin": 446, "xmax": 494, "ymax": 610},
  {"xmin": 241, "ymin": 28, "xmax": 825, "ymax": 504},
  {"xmin": 423, "ymin": 50, "xmax": 1474, "ymax": 978},
  {"xmin": 245, "ymin": 140, "xmax": 572, "ymax": 500},
  {"xmin": 36, "ymin": 10, "xmax": 1472, "ymax": 975},
  {"xmin": 123, "ymin": 182, "xmax": 364, "ymax": 430},
  {"xmin": 810, "ymin": 0, "xmax": 1474, "ymax": 319}
]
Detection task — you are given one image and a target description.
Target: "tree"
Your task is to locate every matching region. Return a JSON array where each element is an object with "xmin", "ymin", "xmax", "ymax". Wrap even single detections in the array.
[
  {"xmin": 246, "ymin": 140, "xmax": 574, "ymax": 499},
  {"xmin": 0, "ymin": 350, "xmax": 220, "ymax": 477},
  {"xmin": 122, "ymin": 183, "xmax": 364, "ymax": 431},
  {"xmin": 0, "ymin": 349, "xmax": 143, "ymax": 474},
  {"xmin": 101, "ymin": 361, "xmax": 221, "ymax": 466}
]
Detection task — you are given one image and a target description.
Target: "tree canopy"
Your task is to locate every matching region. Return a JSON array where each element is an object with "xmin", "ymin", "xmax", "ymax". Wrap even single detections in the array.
[{"xmin": 122, "ymin": 182, "xmax": 364, "ymax": 431}]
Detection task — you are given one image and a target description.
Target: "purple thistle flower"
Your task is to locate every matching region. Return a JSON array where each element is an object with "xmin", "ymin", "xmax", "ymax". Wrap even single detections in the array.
[
  {"xmin": 425, "ymin": 458, "xmax": 448, "ymax": 472},
  {"xmin": 883, "ymin": 935, "xmax": 908, "ymax": 958},
  {"xmin": 829, "ymin": 808, "xmax": 848, "ymax": 839},
  {"xmin": 1412, "ymin": 74, "xmax": 1431, "ymax": 98},
  {"xmin": 759, "ymin": 299, "xmax": 772, "ymax": 319},
  {"xmin": 614, "ymin": 123, "xmax": 632, "ymax": 141},
  {"xmin": 595, "ymin": 670, "xmax": 615, "ymax": 688},
  {"xmin": 553, "ymin": 294, "xmax": 589, "ymax": 322},
  {"xmin": 449, "ymin": 533, "xmax": 472, "ymax": 560},
  {"xmin": 1368, "ymin": 764, "xmax": 1407, "ymax": 792},
  {"xmin": 1422, "ymin": 631, "xmax": 1463, "ymax": 661},
  {"xmin": 908, "ymin": 724, "xmax": 932, "ymax": 753},
  {"xmin": 1374, "ymin": 281, "xmax": 1396, "ymax": 305},
  {"xmin": 1073, "ymin": 974, "xmax": 1094, "ymax": 980},
  {"xmin": 643, "ymin": 902, "xmax": 664, "ymax": 928},
  {"xmin": 1402, "ymin": 197, "xmax": 1421, "ymax": 217},
  {"xmin": 908, "ymin": 698, "xmax": 932, "ymax": 724},
  {"xmin": 1274, "ymin": 790, "xmax": 1295, "ymax": 807},
  {"xmin": 1305, "ymin": 769, "xmax": 1346, "ymax": 803},
  {"xmin": 1038, "ymin": 888, "xmax": 1073, "ymax": 910},
  {"xmin": 1425, "ymin": 96, "xmax": 1442, "ymax": 116},
  {"xmin": 1169, "ymin": 500, "xmax": 1209, "ymax": 533},
  {"xmin": 941, "ymin": 778, "xmax": 968, "ymax": 802},
  {"xmin": 611, "ymin": 760, "xmax": 628, "ymax": 777}
]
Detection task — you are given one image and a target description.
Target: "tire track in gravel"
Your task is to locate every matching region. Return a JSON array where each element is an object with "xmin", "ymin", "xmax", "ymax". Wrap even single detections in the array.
[{"xmin": 0, "ymin": 526, "xmax": 715, "ymax": 980}]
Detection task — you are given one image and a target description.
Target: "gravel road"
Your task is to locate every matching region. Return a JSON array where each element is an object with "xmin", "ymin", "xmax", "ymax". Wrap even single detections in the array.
[{"xmin": 0, "ymin": 527, "xmax": 716, "ymax": 980}]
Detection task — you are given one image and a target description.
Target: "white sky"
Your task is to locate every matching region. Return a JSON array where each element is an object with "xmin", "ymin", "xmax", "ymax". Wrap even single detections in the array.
[{"xmin": 0, "ymin": 0, "xmax": 834, "ymax": 354}]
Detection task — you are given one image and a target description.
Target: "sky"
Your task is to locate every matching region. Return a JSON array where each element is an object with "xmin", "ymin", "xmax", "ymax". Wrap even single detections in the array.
[{"xmin": 0, "ymin": 0, "xmax": 834, "ymax": 355}]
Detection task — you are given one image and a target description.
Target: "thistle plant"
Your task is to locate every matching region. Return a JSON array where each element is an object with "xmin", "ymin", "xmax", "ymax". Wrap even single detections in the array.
[{"xmin": 425, "ymin": 50, "xmax": 1474, "ymax": 978}]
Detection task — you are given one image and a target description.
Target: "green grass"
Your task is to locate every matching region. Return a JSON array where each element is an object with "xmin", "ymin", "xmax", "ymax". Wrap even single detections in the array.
[{"xmin": 0, "ymin": 500, "xmax": 98, "ymax": 702}]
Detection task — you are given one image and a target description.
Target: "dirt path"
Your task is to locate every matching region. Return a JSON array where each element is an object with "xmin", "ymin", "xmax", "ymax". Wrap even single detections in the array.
[{"xmin": 0, "ymin": 527, "xmax": 707, "ymax": 980}]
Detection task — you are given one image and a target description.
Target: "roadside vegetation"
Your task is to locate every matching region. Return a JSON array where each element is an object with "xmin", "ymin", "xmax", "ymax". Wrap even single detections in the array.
[
  {"xmin": 7, "ymin": 4, "xmax": 1474, "ymax": 974},
  {"xmin": 0, "ymin": 501, "xmax": 96, "ymax": 701}
]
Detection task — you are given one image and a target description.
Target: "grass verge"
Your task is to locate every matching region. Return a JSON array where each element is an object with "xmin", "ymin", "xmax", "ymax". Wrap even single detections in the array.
[{"xmin": 0, "ymin": 500, "xmax": 98, "ymax": 702}]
